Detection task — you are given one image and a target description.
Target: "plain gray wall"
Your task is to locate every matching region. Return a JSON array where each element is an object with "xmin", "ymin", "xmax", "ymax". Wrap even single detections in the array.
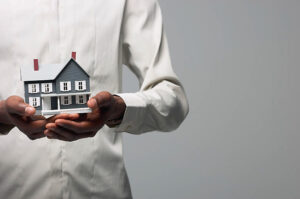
[{"xmin": 122, "ymin": 1, "xmax": 300, "ymax": 199}]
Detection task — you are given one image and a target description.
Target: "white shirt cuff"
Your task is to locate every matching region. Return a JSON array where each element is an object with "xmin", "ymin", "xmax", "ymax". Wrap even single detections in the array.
[{"xmin": 113, "ymin": 93, "xmax": 147, "ymax": 133}]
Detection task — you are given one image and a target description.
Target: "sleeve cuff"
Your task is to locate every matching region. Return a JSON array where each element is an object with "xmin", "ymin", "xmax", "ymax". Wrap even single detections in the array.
[{"xmin": 112, "ymin": 93, "xmax": 147, "ymax": 133}]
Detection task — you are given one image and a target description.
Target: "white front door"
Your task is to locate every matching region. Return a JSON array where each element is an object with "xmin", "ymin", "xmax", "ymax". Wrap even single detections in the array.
[{"xmin": 42, "ymin": 97, "xmax": 51, "ymax": 110}]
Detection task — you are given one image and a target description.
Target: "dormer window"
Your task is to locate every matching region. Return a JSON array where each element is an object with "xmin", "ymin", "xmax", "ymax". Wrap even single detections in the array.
[
  {"xmin": 28, "ymin": 84, "xmax": 39, "ymax": 93},
  {"xmin": 60, "ymin": 81, "xmax": 71, "ymax": 91},
  {"xmin": 75, "ymin": 81, "xmax": 86, "ymax": 91}
]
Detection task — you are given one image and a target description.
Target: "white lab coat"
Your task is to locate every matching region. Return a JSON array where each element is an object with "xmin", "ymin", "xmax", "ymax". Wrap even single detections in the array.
[{"xmin": 0, "ymin": 0, "xmax": 189, "ymax": 198}]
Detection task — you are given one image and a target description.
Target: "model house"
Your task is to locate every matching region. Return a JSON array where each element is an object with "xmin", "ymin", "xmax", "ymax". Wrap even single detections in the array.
[{"xmin": 20, "ymin": 52, "xmax": 91, "ymax": 115}]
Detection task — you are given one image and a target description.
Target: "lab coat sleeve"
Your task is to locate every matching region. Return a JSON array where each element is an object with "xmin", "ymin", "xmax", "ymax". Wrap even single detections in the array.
[{"xmin": 114, "ymin": 0, "xmax": 189, "ymax": 134}]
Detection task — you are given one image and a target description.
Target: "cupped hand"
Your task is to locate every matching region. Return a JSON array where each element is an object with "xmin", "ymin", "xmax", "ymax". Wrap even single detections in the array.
[
  {"xmin": 4, "ymin": 95, "xmax": 77, "ymax": 140},
  {"xmin": 44, "ymin": 91, "xmax": 126, "ymax": 142}
]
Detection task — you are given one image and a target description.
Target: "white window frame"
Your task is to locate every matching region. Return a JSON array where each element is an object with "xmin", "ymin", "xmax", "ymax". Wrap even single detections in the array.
[
  {"xmin": 61, "ymin": 96, "xmax": 72, "ymax": 105},
  {"xmin": 60, "ymin": 81, "xmax": 71, "ymax": 92},
  {"xmin": 78, "ymin": 82, "xmax": 83, "ymax": 90},
  {"xmin": 76, "ymin": 95, "xmax": 87, "ymax": 104},
  {"xmin": 75, "ymin": 80, "xmax": 86, "ymax": 91},
  {"xmin": 29, "ymin": 97, "xmax": 40, "ymax": 107},
  {"xmin": 28, "ymin": 84, "xmax": 40, "ymax": 93},
  {"xmin": 41, "ymin": 83, "xmax": 53, "ymax": 93}
]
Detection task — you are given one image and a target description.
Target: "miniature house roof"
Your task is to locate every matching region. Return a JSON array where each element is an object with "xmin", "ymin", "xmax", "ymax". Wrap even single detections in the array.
[{"xmin": 21, "ymin": 58, "xmax": 89, "ymax": 82}]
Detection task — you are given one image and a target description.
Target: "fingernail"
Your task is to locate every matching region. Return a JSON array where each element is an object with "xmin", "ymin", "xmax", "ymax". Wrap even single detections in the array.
[
  {"xmin": 88, "ymin": 98, "xmax": 97, "ymax": 108},
  {"xmin": 69, "ymin": 113, "xmax": 79, "ymax": 119},
  {"xmin": 56, "ymin": 122, "xmax": 63, "ymax": 127},
  {"xmin": 46, "ymin": 124, "xmax": 55, "ymax": 129},
  {"xmin": 55, "ymin": 119, "xmax": 64, "ymax": 125},
  {"xmin": 25, "ymin": 107, "xmax": 35, "ymax": 115}
]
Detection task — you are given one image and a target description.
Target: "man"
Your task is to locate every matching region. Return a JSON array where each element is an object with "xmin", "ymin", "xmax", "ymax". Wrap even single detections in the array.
[{"xmin": 0, "ymin": 0, "xmax": 188, "ymax": 198}]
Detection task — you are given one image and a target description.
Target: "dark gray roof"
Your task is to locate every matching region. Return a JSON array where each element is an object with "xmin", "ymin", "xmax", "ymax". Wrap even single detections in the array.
[{"xmin": 20, "ymin": 58, "xmax": 87, "ymax": 82}]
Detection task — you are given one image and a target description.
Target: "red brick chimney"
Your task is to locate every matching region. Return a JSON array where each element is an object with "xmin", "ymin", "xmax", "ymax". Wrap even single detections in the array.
[
  {"xmin": 34, "ymin": 59, "xmax": 39, "ymax": 71},
  {"xmin": 72, "ymin": 52, "xmax": 76, "ymax": 60}
]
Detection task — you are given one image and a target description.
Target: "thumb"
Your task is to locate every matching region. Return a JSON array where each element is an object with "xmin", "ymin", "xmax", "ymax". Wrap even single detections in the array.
[
  {"xmin": 5, "ymin": 96, "xmax": 36, "ymax": 116},
  {"xmin": 87, "ymin": 91, "xmax": 113, "ymax": 110}
]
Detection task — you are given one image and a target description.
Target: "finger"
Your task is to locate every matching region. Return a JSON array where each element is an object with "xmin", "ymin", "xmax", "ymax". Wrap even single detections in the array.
[
  {"xmin": 27, "ymin": 132, "xmax": 46, "ymax": 140},
  {"xmin": 45, "ymin": 123, "xmax": 56, "ymax": 129},
  {"xmin": 57, "ymin": 130, "xmax": 97, "ymax": 140},
  {"xmin": 106, "ymin": 119, "xmax": 122, "ymax": 128},
  {"xmin": 87, "ymin": 98, "xmax": 97, "ymax": 109},
  {"xmin": 45, "ymin": 129, "xmax": 96, "ymax": 142},
  {"xmin": 47, "ymin": 113, "xmax": 80, "ymax": 123},
  {"xmin": 44, "ymin": 129, "xmax": 53, "ymax": 137},
  {"xmin": 13, "ymin": 118, "xmax": 47, "ymax": 134},
  {"xmin": 5, "ymin": 96, "xmax": 35, "ymax": 116},
  {"xmin": 74, "ymin": 131, "xmax": 97, "ymax": 139},
  {"xmin": 55, "ymin": 119, "xmax": 100, "ymax": 133},
  {"xmin": 81, "ymin": 131, "xmax": 97, "ymax": 138},
  {"xmin": 89, "ymin": 91, "xmax": 113, "ymax": 109},
  {"xmin": 30, "ymin": 115, "xmax": 46, "ymax": 121},
  {"xmin": 25, "ymin": 117, "xmax": 47, "ymax": 128},
  {"xmin": 45, "ymin": 129, "xmax": 70, "ymax": 142},
  {"xmin": 77, "ymin": 113, "xmax": 88, "ymax": 121},
  {"xmin": 47, "ymin": 126, "xmax": 76, "ymax": 141}
]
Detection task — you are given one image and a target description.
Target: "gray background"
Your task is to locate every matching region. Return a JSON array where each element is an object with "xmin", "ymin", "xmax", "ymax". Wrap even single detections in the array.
[{"xmin": 122, "ymin": 1, "xmax": 300, "ymax": 199}]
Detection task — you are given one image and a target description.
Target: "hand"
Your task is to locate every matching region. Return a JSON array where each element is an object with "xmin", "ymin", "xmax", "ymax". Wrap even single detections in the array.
[
  {"xmin": 44, "ymin": 91, "xmax": 126, "ymax": 142},
  {"xmin": 2, "ymin": 95, "xmax": 76, "ymax": 140}
]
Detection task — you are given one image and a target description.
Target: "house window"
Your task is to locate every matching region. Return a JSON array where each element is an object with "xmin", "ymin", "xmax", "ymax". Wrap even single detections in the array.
[
  {"xmin": 28, "ymin": 84, "xmax": 40, "ymax": 93},
  {"xmin": 61, "ymin": 96, "xmax": 72, "ymax": 105},
  {"xmin": 33, "ymin": 98, "xmax": 37, "ymax": 106},
  {"xmin": 64, "ymin": 83, "xmax": 68, "ymax": 91},
  {"xmin": 41, "ymin": 83, "xmax": 53, "ymax": 93},
  {"xmin": 76, "ymin": 95, "xmax": 87, "ymax": 104},
  {"xmin": 79, "ymin": 95, "xmax": 84, "ymax": 103},
  {"xmin": 45, "ymin": 84, "xmax": 49, "ymax": 92},
  {"xmin": 60, "ymin": 81, "xmax": 71, "ymax": 91},
  {"xmin": 78, "ymin": 82, "xmax": 83, "ymax": 90},
  {"xmin": 32, "ymin": 85, "xmax": 37, "ymax": 93},
  {"xmin": 75, "ymin": 81, "xmax": 86, "ymax": 91},
  {"xmin": 64, "ymin": 96, "xmax": 68, "ymax": 104},
  {"xmin": 29, "ymin": 97, "xmax": 40, "ymax": 107}
]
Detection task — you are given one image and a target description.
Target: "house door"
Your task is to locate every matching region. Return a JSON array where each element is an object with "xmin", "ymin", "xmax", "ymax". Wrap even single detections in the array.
[
  {"xmin": 51, "ymin": 97, "xmax": 58, "ymax": 110},
  {"xmin": 42, "ymin": 97, "xmax": 51, "ymax": 110}
]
